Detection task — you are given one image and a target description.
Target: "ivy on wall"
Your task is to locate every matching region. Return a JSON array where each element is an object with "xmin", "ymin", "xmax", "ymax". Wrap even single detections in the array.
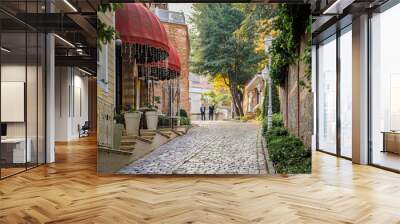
[
  {"xmin": 269, "ymin": 5, "xmax": 296, "ymax": 84},
  {"xmin": 299, "ymin": 17, "xmax": 312, "ymax": 91},
  {"xmin": 269, "ymin": 4, "xmax": 311, "ymax": 86}
]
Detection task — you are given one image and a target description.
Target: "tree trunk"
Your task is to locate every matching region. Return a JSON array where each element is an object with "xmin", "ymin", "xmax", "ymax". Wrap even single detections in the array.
[
  {"xmin": 229, "ymin": 84, "xmax": 244, "ymax": 117},
  {"xmin": 227, "ymin": 71, "xmax": 244, "ymax": 117}
]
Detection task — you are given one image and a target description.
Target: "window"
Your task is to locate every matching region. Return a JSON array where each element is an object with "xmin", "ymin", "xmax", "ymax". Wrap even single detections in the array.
[
  {"xmin": 317, "ymin": 35, "xmax": 337, "ymax": 154},
  {"xmin": 339, "ymin": 26, "xmax": 352, "ymax": 158},
  {"xmin": 97, "ymin": 44, "xmax": 108, "ymax": 92},
  {"xmin": 370, "ymin": 3, "xmax": 400, "ymax": 171}
]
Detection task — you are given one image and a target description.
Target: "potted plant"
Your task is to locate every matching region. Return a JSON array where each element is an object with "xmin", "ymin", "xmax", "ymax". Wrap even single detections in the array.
[
  {"xmin": 113, "ymin": 111, "xmax": 124, "ymax": 149},
  {"xmin": 124, "ymin": 106, "xmax": 142, "ymax": 136},
  {"xmin": 144, "ymin": 104, "xmax": 159, "ymax": 130}
]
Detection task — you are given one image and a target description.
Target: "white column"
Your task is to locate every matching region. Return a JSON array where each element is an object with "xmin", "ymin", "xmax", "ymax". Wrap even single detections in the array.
[
  {"xmin": 312, "ymin": 45, "xmax": 317, "ymax": 151},
  {"xmin": 352, "ymin": 14, "xmax": 369, "ymax": 164},
  {"xmin": 46, "ymin": 33, "xmax": 55, "ymax": 163}
]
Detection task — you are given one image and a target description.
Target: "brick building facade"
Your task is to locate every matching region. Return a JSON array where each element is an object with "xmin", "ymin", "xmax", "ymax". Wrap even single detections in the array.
[
  {"xmin": 243, "ymin": 74, "xmax": 264, "ymax": 116},
  {"xmin": 161, "ymin": 22, "xmax": 190, "ymax": 113}
]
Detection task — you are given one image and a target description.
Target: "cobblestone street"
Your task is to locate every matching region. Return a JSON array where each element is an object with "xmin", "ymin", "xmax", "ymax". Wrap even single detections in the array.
[{"xmin": 118, "ymin": 120, "xmax": 268, "ymax": 175}]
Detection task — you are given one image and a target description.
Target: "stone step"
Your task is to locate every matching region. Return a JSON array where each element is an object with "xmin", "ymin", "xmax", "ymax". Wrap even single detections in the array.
[
  {"xmin": 170, "ymin": 129, "xmax": 184, "ymax": 136},
  {"xmin": 98, "ymin": 146, "xmax": 133, "ymax": 156},
  {"xmin": 140, "ymin": 131, "xmax": 157, "ymax": 137},
  {"xmin": 134, "ymin": 136, "xmax": 153, "ymax": 144},
  {"xmin": 156, "ymin": 130, "xmax": 172, "ymax": 138},
  {"xmin": 119, "ymin": 145, "xmax": 135, "ymax": 152},
  {"xmin": 141, "ymin": 135, "xmax": 154, "ymax": 141},
  {"xmin": 121, "ymin": 135, "xmax": 153, "ymax": 144},
  {"xmin": 120, "ymin": 139, "xmax": 137, "ymax": 146}
]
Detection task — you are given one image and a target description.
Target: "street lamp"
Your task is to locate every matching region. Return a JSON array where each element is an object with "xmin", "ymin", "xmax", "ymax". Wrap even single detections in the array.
[
  {"xmin": 115, "ymin": 38, "xmax": 123, "ymax": 113},
  {"xmin": 263, "ymin": 36, "xmax": 273, "ymax": 130}
]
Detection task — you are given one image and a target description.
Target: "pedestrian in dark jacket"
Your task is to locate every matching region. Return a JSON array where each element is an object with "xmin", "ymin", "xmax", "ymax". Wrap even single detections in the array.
[
  {"xmin": 208, "ymin": 105, "xmax": 215, "ymax": 120},
  {"xmin": 200, "ymin": 105, "xmax": 206, "ymax": 120}
]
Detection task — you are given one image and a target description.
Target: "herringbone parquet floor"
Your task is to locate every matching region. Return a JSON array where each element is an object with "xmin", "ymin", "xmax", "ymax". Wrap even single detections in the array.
[{"xmin": 1, "ymin": 136, "xmax": 400, "ymax": 223}]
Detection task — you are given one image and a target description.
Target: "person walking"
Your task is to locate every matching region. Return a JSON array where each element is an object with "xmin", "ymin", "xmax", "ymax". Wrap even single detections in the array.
[
  {"xmin": 208, "ymin": 105, "xmax": 215, "ymax": 120},
  {"xmin": 200, "ymin": 105, "xmax": 206, "ymax": 121}
]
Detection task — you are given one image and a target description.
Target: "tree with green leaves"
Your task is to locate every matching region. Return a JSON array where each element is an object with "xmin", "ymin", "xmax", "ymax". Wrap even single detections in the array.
[{"xmin": 190, "ymin": 3, "xmax": 263, "ymax": 117}]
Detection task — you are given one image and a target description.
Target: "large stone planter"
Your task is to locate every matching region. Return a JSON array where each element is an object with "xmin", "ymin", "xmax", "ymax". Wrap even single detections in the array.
[
  {"xmin": 124, "ymin": 112, "xmax": 142, "ymax": 136},
  {"xmin": 146, "ymin": 111, "xmax": 158, "ymax": 130},
  {"xmin": 113, "ymin": 123, "xmax": 124, "ymax": 149}
]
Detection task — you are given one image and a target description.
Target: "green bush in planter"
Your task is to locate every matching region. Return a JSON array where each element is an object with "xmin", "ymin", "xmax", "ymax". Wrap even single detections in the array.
[
  {"xmin": 178, "ymin": 109, "xmax": 188, "ymax": 118},
  {"xmin": 158, "ymin": 115, "xmax": 171, "ymax": 127},
  {"xmin": 114, "ymin": 112, "xmax": 125, "ymax": 125},
  {"xmin": 180, "ymin": 117, "xmax": 191, "ymax": 125}
]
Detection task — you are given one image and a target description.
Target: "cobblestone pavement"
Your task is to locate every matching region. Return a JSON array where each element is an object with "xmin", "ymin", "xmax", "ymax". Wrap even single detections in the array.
[{"xmin": 118, "ymin": 120, "xmax": 268, "ymax": 175}]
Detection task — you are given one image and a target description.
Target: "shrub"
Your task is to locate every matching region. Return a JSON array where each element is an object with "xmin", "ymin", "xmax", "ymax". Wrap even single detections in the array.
[
  {"xmin": 178, "ymin": 109, "xmax": 188, "ymax": 118},
  {"xmin": 158, "ymin": 115, "xmax": 170, "ymax": 127},
  {"xmin": 261, "ymin": 113, "xmax": 284, "ymax": 136},
  {"xmin": 114, "ymin": 111, "xmax": 125, "ymax": 125},
  {"xmin": 240, "ymin": 115, "xmax": 249, "ymax": 122},
  {"xmin": 159, "ymin": 115, "xmax": 190, "ymax": 127},
  {"xmin": 254, "ymin": 105, "xmax": 262, "ymax": 120},
  {"xmin": 265, "ymin": 126, "xmax": 289, "ymax": 143},
  {"xmin": 262, "ymin": 118, "xmax": 268, "ymax": 136},
  {"xmin": 265, "ymin": 126, "xmax": 311, "ymax": 174},
  {"xmin": 272, "ymin": 113, "xmax": 284, "ymax": 127},
  {"xmin": 180, "ymin": 116, "xmax": 191, "ymax": 125}
]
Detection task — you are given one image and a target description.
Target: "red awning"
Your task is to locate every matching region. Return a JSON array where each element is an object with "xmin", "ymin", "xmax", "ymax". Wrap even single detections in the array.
[
  {"xmin": 137, "ymin": 41, "xmax": 181, "ymax": 80},
  {"xmin": 146, "ymin": 41, "xmax": 181, "ymax": 72},
  {"xmin": 167, "ymin": 41, "xmax": 181, "ymax": 72},
  {"xmin": 116, "ymin": 3, "xmax": 169, "ymax": 53}
]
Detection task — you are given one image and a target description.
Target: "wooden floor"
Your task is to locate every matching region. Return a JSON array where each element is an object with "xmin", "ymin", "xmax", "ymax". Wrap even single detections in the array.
[{"xmin": 1, "ymin": 136, "xmax": 400, "ymax": 223}]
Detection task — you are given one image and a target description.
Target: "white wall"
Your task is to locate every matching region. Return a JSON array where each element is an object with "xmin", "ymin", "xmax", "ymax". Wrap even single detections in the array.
[
  {"xmin": 54, "ymin": 67, "xmax": 89, "ymax": 141},
  {"xmin": 1, "ymin": 65, "xmax": 30, "ymax": 137},
  {"xmin": 189, "ymin": 91, "xmax": 202, "ymax": 114}
]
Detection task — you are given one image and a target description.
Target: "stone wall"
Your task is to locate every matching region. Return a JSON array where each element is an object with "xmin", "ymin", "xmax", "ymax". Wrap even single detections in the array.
[
  {"xmin": 162, "ymin": 22, "xmax": 190, "ymax": 113},
  {"xmin": 278, "ymin": 35, "xmax": 313, "ymax": 148}
]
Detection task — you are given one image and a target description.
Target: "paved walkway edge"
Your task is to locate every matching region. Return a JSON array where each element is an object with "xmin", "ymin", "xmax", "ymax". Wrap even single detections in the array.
[{"xmin": 258, "ymin": 129, "xmax": 275, "ymax": 174}]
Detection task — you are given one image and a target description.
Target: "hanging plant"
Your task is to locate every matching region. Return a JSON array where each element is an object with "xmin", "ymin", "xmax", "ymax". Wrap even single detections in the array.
[{"xmin": 97, "ymin": 3, "xmax": 123, "ymax": 51}]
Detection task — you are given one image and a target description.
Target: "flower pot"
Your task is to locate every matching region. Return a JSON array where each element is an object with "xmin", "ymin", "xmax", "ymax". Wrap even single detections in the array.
[
  {"xmin": 146, "ymin": 111, "xmax": 158, "ymax": 130},
  {"xmin": 124, "ymin": 112, "xmax": 142, "ymax": 136},
  {"xmin": 112, "ymin": 123, "xmax": 124, "ymax": 149}
]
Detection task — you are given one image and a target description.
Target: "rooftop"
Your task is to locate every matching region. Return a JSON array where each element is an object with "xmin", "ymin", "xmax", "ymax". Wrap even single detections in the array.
[{"xmin": 154, "ymin": 8, "xmax": 186, "ymax": 25}]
